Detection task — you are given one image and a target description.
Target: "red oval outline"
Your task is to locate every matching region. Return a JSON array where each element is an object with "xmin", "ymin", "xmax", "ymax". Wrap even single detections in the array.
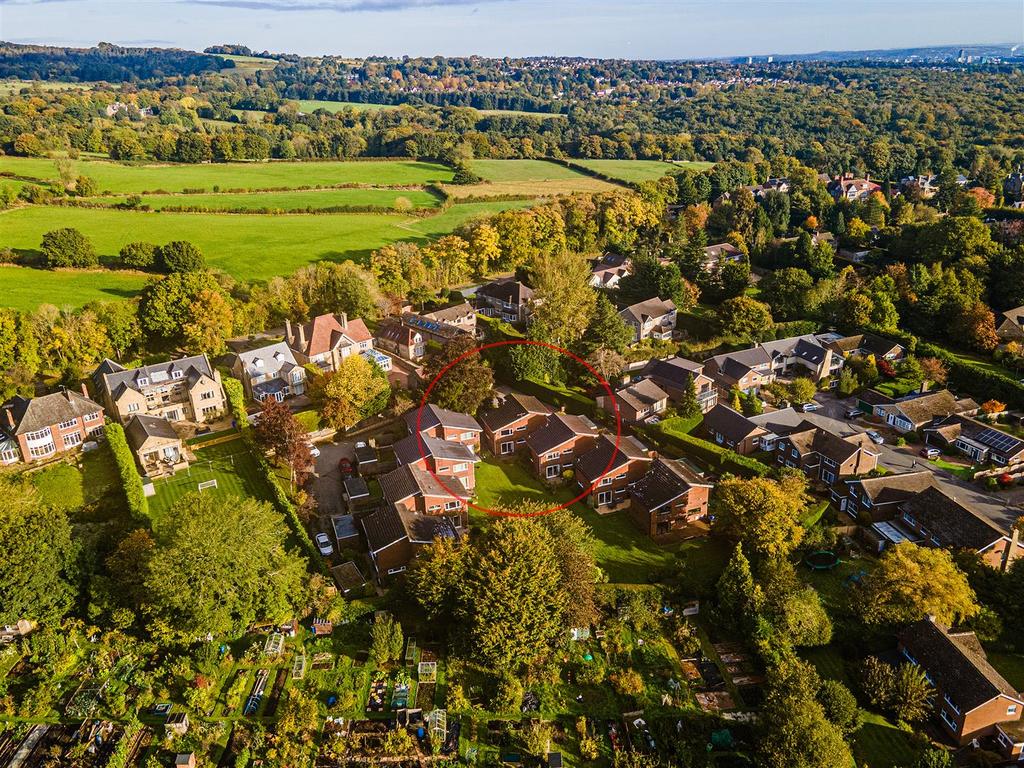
[{"xmin": 415, "ymin": 339, "xmax": 622, "ymax": 518}]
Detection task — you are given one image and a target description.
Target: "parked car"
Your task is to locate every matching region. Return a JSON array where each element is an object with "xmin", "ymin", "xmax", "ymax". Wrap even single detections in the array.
[
  {"xmin": 798, "ymin": 402, "xmax": 821, "ymax": 412},
  {"xmin": 865, "ymin": 430, "xmax": 884, "ymax": 445},
  {"xmin": 307, "ymin": 443, "xmax": 321, "ymax": 458},
  {"xmin": 315, "ymin": 532, "xmax": 334, "ymax": 556},
  {"xmin": 338, "ymin": 457, "xmax": 353, "ymax": 475},
  {"xmin": 920, "ymin": 446, "xmax": 940, "ymax": 460},
  {"xmin": 844, "ymin": 408, "xmax": 862, "ymax": 419}
]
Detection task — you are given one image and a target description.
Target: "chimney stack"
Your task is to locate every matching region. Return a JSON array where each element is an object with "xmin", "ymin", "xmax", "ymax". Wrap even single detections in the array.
[
  {"xmin": 3, "ymin": 406, "xmax": 13, "ymax": 429},
  {"xmin": 340, "ymin": 312, "xmax": 348, "ymax": 329},
  {"xmin": 285, "ymin": 319, "xmax": 293, "ymax": 345},
  {"xmin": 298, "ymin": 322, "xmax": 306, "ymax": 349},
  {"xmin": 81, "ymin": 383, "xmax": 89, "ymax": 398}
]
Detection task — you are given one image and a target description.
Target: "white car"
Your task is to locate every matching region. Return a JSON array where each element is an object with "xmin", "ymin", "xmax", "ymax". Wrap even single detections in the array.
[
  {"xmin": 307, "ymin": 443, "xmax": 321, "ymax": 458},
  {"xmin": 865, "ymin": 430, "xmax": 884, "ymax": 445},
  {"xmin": 315, "ymin": 532, "xmax": 334, "ymax": 556}
]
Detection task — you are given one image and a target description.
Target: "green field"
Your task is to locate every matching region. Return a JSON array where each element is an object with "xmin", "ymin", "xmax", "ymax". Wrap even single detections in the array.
[
  {"xmin": 80, "ymin": 187, "xmax": 442, "ymax": 211},
  {"xmin": 0, "ymin": 199, "xmax": 534, "ymax": 310},
  {"xmin": 298, "ymin": 99, "xmax": 398, "ymax": 113},
  {"xmin": 470, "ymin": 159, "xmax": 597, "ymax": 182},
  {"xmin": 0, "ymin": 156, "xmax": 454, "ymax": 194},
  {"xmin": 148, "ymin": 439, "xmax": 271, "ymax": 519},
  {"xmin": 0, "ymin": 79, "xmax": 94, "ymax": 95},
  {"xmin": 572, "ymin": 159, "xmax": 714, "ymax": 182}
]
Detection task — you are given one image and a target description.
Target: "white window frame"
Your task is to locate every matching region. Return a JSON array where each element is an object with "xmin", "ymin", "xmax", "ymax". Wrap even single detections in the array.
[
  {"xmin": 500, "ymin": 442, "xmax": 515, "ymax": 455},
  {"xmin": 597, "ymin": 491, "xmax": 613, "ymax": 506},
  {"xmin": 172, "ymin": 370, "xmax": 184, "ymax": 380},
  {"xmin": 29, "ymin": 442, "xmax": 56, "ymax": 458},
  {"xmin": 444, "ymin": 500, "xmax": 461, "ymax": 511},
  {"xmin": 452, "ymin": 462, "xmax": 468, "ymax": 473},
  {"xmin": 57, "ymin": 417, "xmax": 79, "ymax": 430},
  {"xmin": 546, "ymin": 464, "xmax": 560, "ymax": 478}
]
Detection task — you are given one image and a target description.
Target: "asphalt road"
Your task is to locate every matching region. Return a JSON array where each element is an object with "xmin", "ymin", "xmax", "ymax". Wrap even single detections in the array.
[{"xmin": 808, "ymin": 392, "xmax": 1021, "ymax": 530}]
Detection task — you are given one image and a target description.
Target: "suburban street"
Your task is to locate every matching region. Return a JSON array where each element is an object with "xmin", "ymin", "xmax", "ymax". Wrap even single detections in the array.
[{"xmin": 809, "ymin": 392, "xmax": 1022, "ymax": 530}]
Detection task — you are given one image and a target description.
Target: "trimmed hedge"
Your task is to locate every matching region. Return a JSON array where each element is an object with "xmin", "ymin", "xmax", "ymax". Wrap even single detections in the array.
[
  {"xmin": 916, "ymin": 341, "xmax": 1024, "ymax": 409},
  {"xmin": 642, "ymin": 423, "xmax": 771, "ymax": 478},
  {"xmin": 106, "ymin": 422, "xmax": 149, "ymax": 520},
  {"xmin": 223, "ymin": 377, "xmax": 249, "ymax": 429},
  {"xmin": 242, "ymin": 430, "xmax": 328, "ymax": 575}
]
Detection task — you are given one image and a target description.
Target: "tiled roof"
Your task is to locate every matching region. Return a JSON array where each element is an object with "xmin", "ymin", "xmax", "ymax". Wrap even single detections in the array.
[
  {"xmin": 899, "ymin": 618, "xmax": 1021, "ymax": 712},
  {"xmin": 234, "ymin": 342, "xmax": 298, "ymax": 379},
  {"xmin": 362, "ymin": 504, "xmax": 408, "ymax": 552},
  {"xmin": 701, "ymin": 403, "xmax": 762, "ymax": 444},
  {"xmin": 97, "ymin": 354, "xmax": 215, "ymax": 396},
  {"xmin": 379, "ymin": 463, "xmax": 470, "ymax": 503},
  {"xmin": 479, "ymin": 393, "xmax": 550, "ymax": 431},
  {"xmin": 646, "ymin": 356, "xmax": 704, "ymax": 389},
  {"xmin": 393, "ymin": 433, "xmax": 478, "ymax": 466},
  {"xmin": 1, "ymin": 390, "xmax": 103, "ymax": 436},
  {"xmin": 477, "ymin": 278, "xmax": 534, "ymax": 305},
  {"xmin": 291, "ymin": 313, "xmax": 372, "ymax": 357},
  {"xmin": 629, "ymin": 457, "xmax": 710, "ymax": 512},
  {"xmin": 404, "ymin": 404, "xmax": 481, "ymax": 434},
  {"xmin": 525, "ymin": 413, "xmax": 599, "ymax": 455},
  {"xmin": 422, "ymin": 302, "xmax": 475, "ymax": 324},
  {"xmin": 615, "ymin": 379, "xmax": 669, "ymax": 413},
  {"xmin": 899, "ymin": 486, "xmax": 1008, "ymax": 551},
  {"xmin": 125, "ymin": 414, "xmax": 178, "ymax": 449},
  {"xmin": 849, "ymin": 471, "xmax": 935, "ymax": 504},
  {"xmin": 619, "ymin": 297, "xmax": 676, "ymax": 325},
  {"xmin": 885, "ymin": 390, "xmax": 964, "ymax": 427},
  {"xmin": 576, "ymin": 434, "xmax": 651, "ymax": 482}
]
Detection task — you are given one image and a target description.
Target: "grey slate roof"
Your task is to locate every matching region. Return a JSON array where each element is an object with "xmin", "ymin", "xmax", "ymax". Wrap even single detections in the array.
[
  {"xmin": 362, "ymin": 504, "xmax": 408, "ymax": 552},
  {"xmin": 234, "ymin": 342, "xmax": 298, "ymax": 381},
  {"xmin": 701, "ymin": 403, "xmax": 763, "ymax": 444},
  {"xmin": 393, "ymin": 433, "xmax": 479, "ymax": 466},
  {"xmin": 1, "ymin": 390, "xmax": 103, "ymax": 436},
  {"xmin": 615, "ymin": 379, "xmax": 669, "ymax": 413},
  {"xmin": 477, "ymin": 278, "xmax": 534, "ymax": 305},
  {"xmin": 479, "ymin": 393, "xmax": 550, "ymax": 431},
  {"xmin": 899, "ymin": 486, "xmax": 1009, "ymax": 550},
  {"xmin": 629, "ymin": 458, "xmax": 710, "ymax": 512},
  {"xmin": 404, "ymin": 404, "xmax": 481, "ymax": 435},
  {"xmin": 645, "ymin": 356, "xmax": 705, "ymax": 389},
  {"xmin": 125, "ymin": 414, "xmax": 178, "ymax": 449},
  {"xmin": 899, "ymin": 618, "xmax": 1022, "ymax": 712},
  {"xmin": 525, "ymin": 413, "xmax": 599, "ymax": 455},
  {"xmin": 97, "ymin": 354, "xmax": 216, "ymax": 397},
  {"xmin": 619, "ymin": 297, "xmax": 676, "ymax": 325},
  {"xmin": 379, "ymin": 463, "xmax": 470, "ymax": 503}
]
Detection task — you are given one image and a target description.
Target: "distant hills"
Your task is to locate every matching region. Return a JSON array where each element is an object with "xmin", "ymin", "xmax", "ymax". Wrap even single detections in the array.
[{"xmin": 725, "ymin": 43, "xmax": 1023, "ymax": 64}]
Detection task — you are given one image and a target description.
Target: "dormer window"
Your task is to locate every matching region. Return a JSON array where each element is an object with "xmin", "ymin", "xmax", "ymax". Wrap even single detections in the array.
[
  {"xmin": 274, "ymin": 352, "xmax": 284, "ymax": 362},
  {"xmin": 137, "ymin": 377, "xmax": 149, "ymax": 386},
  {"xmin": 254, "ymin": 359, "xmax": 264, "ymax": 368},
  {"xmin": 172, "ymin": 370, "xmax": 184, "ymax": 380}
]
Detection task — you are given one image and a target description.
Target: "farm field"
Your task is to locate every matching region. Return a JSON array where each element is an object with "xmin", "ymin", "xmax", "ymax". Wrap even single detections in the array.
[
  {"xmin": 218, "ymin": 53, "xmax": 278, "ymax": 73},
  {"xmin": 79, "ymin": 186, "xmax": 442, "ymax": 211},
  {"xmin": 442, "ymin": 177, "xmax": 617, "ymax": 199},
  {"xmin": 0, "ymin": 199, "xmax": 535, "ymax": 309},
  {"xmin": 470, "ymin": 158, "xmax": 599, "ymax": 182},
  {"xmin": 298, "ymin": 99, "xmax": 398, "ymax": 113},
  {"xmin": 571, "ymin": 158, "xmax": 714, "ymax": 182},
  {"xmin": 0, "ymin": 156, "xmax": 455, "ymax": 193},
  {"xmin": 0, "ymin": 79, "xmax": 94, "ymax": 95}
]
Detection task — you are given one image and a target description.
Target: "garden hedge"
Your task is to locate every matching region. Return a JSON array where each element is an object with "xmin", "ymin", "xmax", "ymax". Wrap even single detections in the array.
[
  {"xmin": 223, "ymin": 377, "xmax": 249, "ymax": 429},
  {"xmin": 642, "ymin": 423, "xmax": 770, "ymax": 478},
  {"xmin": 106, "ymin": 422, "xmax": 149, "ymax": 520},
  {"xmin": 916, "ymin": 341, "xmax": 1024, "ymax": 409}
]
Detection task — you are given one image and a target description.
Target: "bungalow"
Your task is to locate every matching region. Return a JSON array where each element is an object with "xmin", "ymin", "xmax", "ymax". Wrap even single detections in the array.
[
  {"xmin": 0, "ymin": 388, "xmax": 104, "ymax": 464},
  {"xmin": 894, "ymin": 486, "xmax": 1023, "ymax": 571},
  {"xmin": 774, "ymin": 422, "xmax": 879, "ymax": 485},
  {"xmin": 996, "ymin": 306, "xmax": 1024, "ymax": 342},
  {"xmin": 575, "ymin": 434, "xmax": 654, "ymax": 510},
  {"xmin": 525, "ymin": 412, "xmax": 600, "ymax": 482},
  {"xmin": 94, "ymin": 354, "xmax": 226, "ymax": 425},
  {"xmin": 643, "ymin": 357, "xmax": 718, "ymax": 413},
  {"xmin": 404, "ymin": 404, "xmax": 482, "ymax": 450},
  {"xmin": 475, "ymin": 278, "xmax": 536, "ymax": 325},
  {"xmin": 599, "ymin": 379, "xmax": 670, "ymax": 424},
  {"xmin": 827, "ymin": 174, "xmax": 881, "ymax": 202},
  {"xmin": 702, "ymin": 242, "xmax": 744, "ymax": 271},
  {"xmin": 878, "ymin": 390, "xmax": 979, "ymax": 433},
  {"xmin": 361, "ymin": 501, "xmax": 463, "ymax": 578},
  {"xmin": 701, "ymin": 403, "xmax": 767, "ymax": 455},
  {"xmin": 825, "ymin": 332, "xmax": 906, "ymax": 362},
  {"xmin": 229, "ymin": 342, "xmax": 306, "ymax": 403},
  {"xmin": 284, "ymin": 312, "xmax": 374, "ymax": 373},
  {"xmin": 628, "ymin": 457, "xmax": 713, "ymax": 542},
  {"xmin": 857, "ymin": 389, "xmax": 896, "ymax": 417},
  {"xmin": 393, "ymin": 433, "xmax": 479, "ymax": 491},
  {"xmin": 125, "ymin": 414, "xmax": 187, "ymax": 477},
  {"xmin": 840, "ymin": 471, "xmax": 935, "ymax": 520},
  {"xmin": 479, "ymin": 393, "xmax": 551, "ymax": 457},
  {"xmin": 898, "ymin": 617, "xmax": 1023, "ymax": 753},
  {"xmin": 704, "ymin": 346, "xmax": 774, "ymax": 396},
  {"xmin": 421, "ymin": 302, "xmax": 477, "ymax": 334},
  {"xmin": 923, "ymin": 414, "xmax": 1024, "ymax": 466},
  {"xmin": 618, "ymin": 298, "xmax": 677, "ymax": 343}
]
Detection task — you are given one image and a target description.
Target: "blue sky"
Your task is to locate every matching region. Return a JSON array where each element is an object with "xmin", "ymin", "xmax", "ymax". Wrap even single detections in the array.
[{"xmin": 1, "ymin": 0, "xmax": 1022, "ymax": 59}]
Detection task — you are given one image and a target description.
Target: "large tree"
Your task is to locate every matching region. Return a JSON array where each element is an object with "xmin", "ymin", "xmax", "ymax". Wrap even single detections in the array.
[
  {"xmin": 144, "ymin": 493, "xmax": 307, "ymax": 641},
  {"xmin": 254, "ymin": 396, "xmax": 313, "ymax": 488},
  {"xmin": 309, "ymin": 354, "xmax": 390, "ymax": 430},
  {"xmin": 40, "ymin": 227, "xmax": 97, "ymax": 268},
  {"xmin": 717, "ymin": 296, "xmax": 774, "ymax": 341},
  {"xmin": 424, "ymin": 334, "xmax": 494, "ymax": 415},
  {"xmin": 0, "ymin": 476, "xmax": 76, "ymax": 625},
  {"xmin": 529, "ymin": 251, "xmax": 597, "ymax": 345},
  {"xmin": 855, "ymin": 543, "xmax": 978, "ymax": 627},
  {"xmin": 712, "ymin": 474, "xmax": 807, "ymax": 560}
]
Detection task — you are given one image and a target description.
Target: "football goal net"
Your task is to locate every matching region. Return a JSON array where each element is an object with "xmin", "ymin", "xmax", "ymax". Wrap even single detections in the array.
[{"xmin": 198, "ymin": 479, "xmax": 218, "ymax": 491}]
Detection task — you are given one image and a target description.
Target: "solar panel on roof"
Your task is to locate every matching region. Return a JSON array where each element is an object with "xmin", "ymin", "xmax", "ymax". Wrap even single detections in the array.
[{"xmin": 975, "ymin": 427, "xmax": 1023, "ymax": 453}]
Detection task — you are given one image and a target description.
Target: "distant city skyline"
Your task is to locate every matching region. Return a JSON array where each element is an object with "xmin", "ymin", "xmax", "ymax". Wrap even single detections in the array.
[{"xmin": 1, "ymin": 0, "xmax": 1022, "ymax": 60}]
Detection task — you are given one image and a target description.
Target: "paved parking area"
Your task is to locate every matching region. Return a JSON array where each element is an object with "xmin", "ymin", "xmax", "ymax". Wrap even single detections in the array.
[{"xmin": 311, "ymin": 440, "xmax": 354, "ymax": 519}]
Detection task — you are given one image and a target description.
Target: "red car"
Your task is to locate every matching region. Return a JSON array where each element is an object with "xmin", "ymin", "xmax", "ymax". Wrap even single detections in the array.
[{"xmin": 338, "ymin": 457, "xmax": 354, "ymax": 475}]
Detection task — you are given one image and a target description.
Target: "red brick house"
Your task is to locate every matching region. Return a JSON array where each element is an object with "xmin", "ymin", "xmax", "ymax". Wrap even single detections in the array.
[
  {"xmin": 393, "ymin": 433, "xmax": 479, "ymax": 491},
  {"xmin": 0, "ymin": 389, "xmax": 104, "ymax": 464},
  {"xmin": 525, "ymin": 413, "xmax": 600, "ymax": 482},
  {"xmin": 599, "ymin": 379, "xmax": 669, "ymax": 424},
  {"xmin": 575, "ymin": 434, "xmax": 654, "ymax": 511},
  {"xmin": 774, "ymin": 422, "xmax": 879, "ymax": 485},
  {"xmin": 644, "ymin": 356, "xmax": 718, "ymax": 413},
  {"xmin": 361, "ymin": 501, "xmax": 463, "ymax": 578},
  {"xmin": 479, "ymin": 393, "xmax": 551, "ymax": 457},
  {"xmin": 899, "ymin": 617, "xmax": 1023, "ymax": 755},
  {"xmin": 404, "ymin": 405, "xmax": 482, "ymax": 450},
  {"xmin": 628, "ymin": 457, "xmax": 713, "ymax": 542},
  {"xmin": 379, "ymin": 463, "xmax": 470, "ymax": 519},
  {"xmin": 284, "ymin": 312, "xmax": 374, "ymax": 372},
  {"xmin": 701, "ymin": 403, "xmax": 768, "ymax": 456}
]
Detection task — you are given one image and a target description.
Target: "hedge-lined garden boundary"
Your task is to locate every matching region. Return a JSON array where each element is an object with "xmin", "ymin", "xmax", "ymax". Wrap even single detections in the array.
[
  {"xmin": 106, "ymin": 422, "xmax": 150, "ymax": 520},
  {"xmin": 917, "ymin": 341, "xmax": 1024, "ymax": 409},
  {"xmin": 223, "ymin": 377, "xmax": 249, "ymax": 429},
  {"xmin": 642, "ymin": 421, "xmax": 771, "ymax": 478}
]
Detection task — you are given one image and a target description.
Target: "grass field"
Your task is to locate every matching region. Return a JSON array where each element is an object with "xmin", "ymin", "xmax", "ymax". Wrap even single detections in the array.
[
  {"xmin": 148, "ymin": 438, "xmax": 271, "ymax": 519},
  {"xmin": 443, "ymin": 177, "xmax": 618, "ymax": 199},
  {"xmin": 80, "ymin": 187, "xmax": 442, "ymax": 211},
  {"xmin": 0, "ymin": 156, "xmax": 454, "ymax": 194},
  {"xmin": 298, "ymin": 99, "xmax": 398, "ymax": 113},
  {"xmin": 470, "ymin": 159, "xmax": 597, "ymax": 182},
  {"xmin": 471, "ymin": 458, "xmax": 683, "ymax": 583},
  {"xmin": 0, "ymin": 79, "xmax": 94, "ymax": 95},
  {"xmin": 30, "ymin": 444, "xmax": 129, "ymax": 520},
  {"xmin": 0, "ymin": 265, "xmax": 150, "ymax": 311},
  {"xmin": 218, "ymin": 54, "xmax": 279, "ymax": 73},
  {"xmin": 571, "ymin": 159, "xmax": 714, "ymax": 182}
]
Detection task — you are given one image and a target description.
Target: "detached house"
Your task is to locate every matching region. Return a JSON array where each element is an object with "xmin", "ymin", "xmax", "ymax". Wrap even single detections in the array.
[
  {"xmin": 362, "ymin": 500, "xmax": 463, "ymax": 578},
  {"xmin": 479, "ymin": 393, "xmax": 550, "ymax": 457},
  {"xmin": 94, "ymin": 355, "xmax": 226, "ymax": 425},
  {"xmin": 125, "ymin": 414, "xmax": 187, "ymax": 477},
  {"xmin": 825, "ymin": 332, "xmax": 906, "ymax": 362},
  {"xmin": 619, "ymin": 298, "xmax": 677, "ymax": 343},
  {"xmin": 701, "ymin": 403, "xmax": 767, "ymax": 455},
  {"xmin": 475, "ymin": 278, "xmax": 536, "ymax": 325},
  {"xmin": 393, "ymin": 432, "xmax": 479, "ymax": 491},
  {"xmin": 774, "ymin": 422, "xmax": 879, "ymax": 485},
  {"xmin": 644, "ymin": 357, "xmax": 718, "ymax": 413},
  {"xmin": 704, "ymin": 346, "xmax": 774, "ymax": 396},
  {"xmin": 404, "ymin": 404, "xmax": 482, "ymax": 450},
  {"xmin": 422, "ymin": 302, "xmax": 477, "ymax": 334},
  {"xmin": 284, "ymin": 312, "xmax": 374, "ymax": 373},
  {"xmin": 589, "ymin": 253, "xmax": 631, "ymax": 289},
  {"xmin": 628, "ymin": 457, "xmax": 713, "ymax": 542},
  {"xmin": 828, "ymin": 174, "xmax": 881, "ymax": 202},
  {"xmin": 996, "ymin": 306, "xmax": 1024, "ymax": 342},
  {"xmin": 923, "ymin": 415, "xmax": 1024, "ymax": 466},
  {"xmin": 898, "ymin": 617, "xmax": 1023, "ymax": 754},
  {"xmin": 526, "ymin": 413, "xmax": 600, "ymax": 482},
  {"xmin": 380, "ymin": 463, "xmax": 471, "ymax": 519},
  {"xmin": 893, "ymin": 486, "xmax": 1023, "ymax": 571},
  {"xmin": 229, "ymin": 342, "xmax": 306, "ymax": 403},
  {"xmin": 575, "ymin": 434, "xmax": 654, "ymax": 510},
  {"xmin": 702, "ymin": 243, "xmax": 744, "ymax": 271},
  {"xmin": 759, "ymin": 334, "xmax": 842, "ymax": 382},
  {"xmin": 376, "ymin": 313, "xmax": 468, "ymax": 362},
  {"xmin": 840, "ymin": 470, "xmax": 935, "ymax": 520},
  {"xmin": 878, "ymin": 390, "xmax": 979, "ymax": 433},
  {"xmin": 600, "ymin": 379, "xmax": 670, "ymax": 424},
  {"xmin": 0, "ymin": 389, "xmax": 104, "ymax": 464}
]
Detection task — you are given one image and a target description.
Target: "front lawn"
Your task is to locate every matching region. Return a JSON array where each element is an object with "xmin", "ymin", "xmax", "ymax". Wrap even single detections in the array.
[
  {"xmin": 854, "ymin": 711, "xmax": 921, "ymax": 768},
  {"xmin": 148, "ymin": 437, "xmax": 273, "ymax": 519},
  {"xmin": 472, "ymin": 458, "xmax": 685, "ymax": 583},
  {"xmin": 31, "ymin": 443, "xmax": 127, "ymax": 519},
  {"xmin": 927, "ymin": 456, "xmax": 978, "ymax": 481},
  {"xmin": 988, "ymin": 651, "xmax": 1024, "ymax": 691}
]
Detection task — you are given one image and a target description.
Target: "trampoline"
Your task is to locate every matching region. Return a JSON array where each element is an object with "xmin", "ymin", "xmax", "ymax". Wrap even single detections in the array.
[{"xmin": 803, "ymin": 550, "xmax": 840, "ymax": 571}]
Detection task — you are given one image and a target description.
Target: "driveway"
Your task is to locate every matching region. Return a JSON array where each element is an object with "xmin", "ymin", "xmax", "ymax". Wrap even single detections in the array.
[
  {"xmin": 312, "ymin": 440, "xmax": 355, "ymax": 519},
  {"xmin": 809, "ymin": 392, "xmax": 1022, "ymax": 530}
]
